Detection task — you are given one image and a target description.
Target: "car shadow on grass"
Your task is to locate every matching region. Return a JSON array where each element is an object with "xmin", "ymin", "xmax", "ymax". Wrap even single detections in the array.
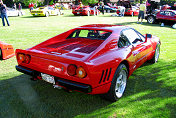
[
  {"xmin": 63, "ymin": 15, "xmax": 91, "ymax": 17},
  {"xmin": 21, "ymin": 16, "xmax": 44, "ymax": 18},
  {"xmin": 0, "ymin": 74, "xmax": 111, "ymax": 118},
  {"xmin": 0, "ymin": 60, "xmax": 175, "ymax": 118}
]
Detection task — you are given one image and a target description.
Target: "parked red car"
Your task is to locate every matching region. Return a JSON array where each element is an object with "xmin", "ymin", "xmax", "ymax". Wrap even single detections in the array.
[
  {"xmin": 72, "ymin": 6, "xmax": 100, "ymax": 16},
  {"xmin": 15, "ymin": 24, "xmax": 161, "ymax": 101},
  {"xmin": 117, "ymin": 6, "xmax": 139, "ymax": 16},
  {"xmin": 0, "ymin": 41, "xmax": 14, "ymax": 60},
  {"xmin": 146, "ymin": 10, "xmax": 176, "ymax": 24}
]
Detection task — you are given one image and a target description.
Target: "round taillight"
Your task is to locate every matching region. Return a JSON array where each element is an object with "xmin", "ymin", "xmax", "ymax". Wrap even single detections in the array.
[
  {"xmin": 67, "ymin": 64, "xmax": 77, "ymax": 76},
  {"xmin": 17, "ymin": 53, "xmax": 31, "ymax": 64},
  {"xmin": 76, "ymin": 66, "xmax": 87, "ymax": 78},
  {"xmin": 17, "ymin": 53, "xmax": 25, "ymax": 63},
  {"xmin": 24, "ymin": 55, "xmax": 31, "ymax": 64}
]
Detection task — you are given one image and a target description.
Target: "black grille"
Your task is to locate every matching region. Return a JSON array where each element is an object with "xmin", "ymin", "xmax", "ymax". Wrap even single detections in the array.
[
  {"xmin": 62, "ymin": 44, "xmax": 83, "ymax": 51},
  {"xmin": 76, "ymin": 46, "xmax": 98, "ymax": 54},
  {"xmin": 99, "ymin": 68, "xmax": 112, "ymax": 84}
]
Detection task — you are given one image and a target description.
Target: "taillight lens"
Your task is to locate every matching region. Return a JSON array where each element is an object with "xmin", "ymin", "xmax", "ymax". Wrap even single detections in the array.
[
  {"xmin": 24, "ymin": 55, "xmax": 31, "ymax": 64},
  {"xmin": 67, "ymin": 65, "xmax": 87, "ymax": 78},
  {"xmin": 17, "ymin": 53, "xmax": 25, "ymax": 63},
  {"xmin": 17, "ymin": 53, "xmax": 31, "ymax": 64},
  {"xmin": 76, "ymin": 66, "xmax": 87, "ymax": 78},
  {"xmin": 67, "ymin": 64, "xmax": 77, "ymax": 76}
]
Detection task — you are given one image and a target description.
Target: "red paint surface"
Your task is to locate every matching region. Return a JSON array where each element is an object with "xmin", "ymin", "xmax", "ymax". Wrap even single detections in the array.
[
  {"xmin": 0, "ymin": 41, "xmax": 14, "ymax": 60},
  {"xmin": 156, "ymin": 10, "xmax": 176, "ymax": 21},
  {"xmin": 72, "ymin": 6, "xmax": 100, "ymax": 16}
]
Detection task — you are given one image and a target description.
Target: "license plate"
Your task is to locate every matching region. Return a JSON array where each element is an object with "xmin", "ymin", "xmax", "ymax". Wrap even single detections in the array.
[
  {"xmin": 77, "ymin": 12, "xmax": 80, "ymax": 14},
  {"xmin": 35, "ymin": 13, "xmax": 38, "ymax": 15},
  {"xmin": 41, "ymin": 73, "xmax": 55, "ymax": 84}
]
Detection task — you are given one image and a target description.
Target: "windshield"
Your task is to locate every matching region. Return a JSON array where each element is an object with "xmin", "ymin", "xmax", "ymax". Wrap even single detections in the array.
[
  {"xmin": 172, "ymin": 10, "xmax": 176, "ymax": 14},
  {"xmin": 67, "ymin": 30, "xmax": 112, "ymax": 40}
]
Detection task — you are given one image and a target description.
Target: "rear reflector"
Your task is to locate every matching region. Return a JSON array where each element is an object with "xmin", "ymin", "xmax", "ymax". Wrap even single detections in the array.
[{"xmin": 67, "ymin": 64, "xmax": 77, "ymax": 76}]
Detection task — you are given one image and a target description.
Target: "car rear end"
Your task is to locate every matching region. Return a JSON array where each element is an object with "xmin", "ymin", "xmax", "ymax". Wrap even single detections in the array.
[
  {"xmin": 72, "ymin": 7, "xmax": 89, "ymax": 16},
  {"xmin": 15, "ymin": 36, "xmax": 111, "ymax": 94},
  {"xmin": 31, "ymin": 8, "xmax": 46, "ymax": 16},
  {"xmin": 16, "ymin": 48, "xmax": 93, "ymax": 92},
  {"xmin": 0, "ymin": 42, "xmax": 14, "ymax": 59}
]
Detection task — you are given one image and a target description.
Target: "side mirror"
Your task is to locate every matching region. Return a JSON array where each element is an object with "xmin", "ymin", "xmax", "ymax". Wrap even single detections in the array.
[{"xmin": 145, "ymin": 34, "xmax": 152, "ymax": 42}]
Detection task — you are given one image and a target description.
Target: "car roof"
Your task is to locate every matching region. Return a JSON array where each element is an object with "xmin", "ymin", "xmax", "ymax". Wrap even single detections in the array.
[{"xmin": 78, "ymin": 24, "xmax": 128, "ymax": 32}]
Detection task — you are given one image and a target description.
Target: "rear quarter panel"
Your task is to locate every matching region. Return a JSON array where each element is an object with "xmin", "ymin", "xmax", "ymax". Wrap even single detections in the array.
[{"xmin": 0, "ymin": 42, "xmax": 14, "ymax": 59}]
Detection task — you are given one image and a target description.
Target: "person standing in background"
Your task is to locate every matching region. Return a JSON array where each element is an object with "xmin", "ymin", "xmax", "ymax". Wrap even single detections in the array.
[
  {"xmin": 101, "ymin": 2, "xmax": 105, "ymax": 15},
  {"xmin": 79, "ymin": 2, "xmax": 83, "ymax": 8},
  {"xmin": 18, "ymin": 3, "xmax": 22, "ymax": 15},
  {"xmin": 13, "ymin": 3, "xmax": 16, "ymax": 9},
  {"xmin": 137, "ymin": 2, "xmax": 146, "ymax": 24},
  {"xmin": 119, "ymin": 5, "xmax": 126, "ymax": 17},
  {"xmin": 93, "ymin": 3, "xmax": 98, "ymax": 16},
  {"xmin": 0, "ymin": 1, "xmax": 10, "ymax": 26},
  {"xmin": 28, "ymin": 3, "xmax": 32, "ymax": 12}
]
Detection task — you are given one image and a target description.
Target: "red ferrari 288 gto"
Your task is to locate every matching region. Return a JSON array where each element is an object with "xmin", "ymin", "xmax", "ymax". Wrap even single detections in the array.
[{"xmin": 16, "ymin": 24, "xmax": 161, "ymax": 101}]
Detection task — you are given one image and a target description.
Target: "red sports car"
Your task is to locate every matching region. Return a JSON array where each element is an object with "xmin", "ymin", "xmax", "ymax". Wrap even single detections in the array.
[
  {"xmin": 146, "ymin": 10, "xmax": 176, "ymax": 24},
  {"xmin": 0, "ymin": 41, "xmax": 14, "ymax": 60},
  {"xmin": 117, "ymin": 6, "xmax": 139, "ymax": 16},
  {"xmin": 72, "ymin": 6, "xmax": 100, "ymax": 16},
  {"xmin": 15, "ymin": 24, "xmax": 161, "ymax": 101}
]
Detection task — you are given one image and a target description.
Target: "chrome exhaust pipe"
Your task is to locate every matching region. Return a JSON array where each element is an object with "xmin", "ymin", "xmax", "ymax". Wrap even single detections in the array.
[{"xmin": 53, "ymin": 84, "xmax": 62, "ymax": 89}]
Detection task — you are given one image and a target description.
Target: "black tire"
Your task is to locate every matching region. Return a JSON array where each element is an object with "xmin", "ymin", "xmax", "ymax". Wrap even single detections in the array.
[
  {"xmin": 57, "ymin": 11, "xmax": 60, "ymax": 16},
  {"xmin": 18, "ymin": 12, "xmax": 21, "ymax": 16},
  {"xmin": 150, "ymin": 43, "xmax": 160, "ymax": 63},
  {"xmin": 0, "ymin": 48, "xmax": 2, "ymax": 59},
  {"xmin": 101, "ymin": 64, "xmax": 128, "ymax": 102},
  {"xmin": 147, "ymin": 15, "xmax": 156, "ymax": 24}
]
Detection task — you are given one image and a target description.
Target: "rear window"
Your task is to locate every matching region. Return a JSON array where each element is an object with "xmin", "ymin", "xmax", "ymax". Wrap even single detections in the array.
[{"xmin": 67, "ymin": 30, "xmax": 112, "ymax": 40}]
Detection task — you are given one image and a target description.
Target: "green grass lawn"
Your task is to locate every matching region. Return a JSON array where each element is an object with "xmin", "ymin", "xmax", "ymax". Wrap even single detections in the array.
[{"xmin": 0, "ymin": 10, "xmax": 176, "ymax": 118}]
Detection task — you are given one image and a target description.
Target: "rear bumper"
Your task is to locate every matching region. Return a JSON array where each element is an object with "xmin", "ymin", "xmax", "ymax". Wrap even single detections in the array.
[
  {"xmin": 72, "ymin": 11, "xmax": 87, "ymax": 16},
  {"xmin": 16, "ymin": 65, "xmax": 91, "ymax": 93},
  {"xmin": 31, "ymin": 13, "xmax": 45, "ymax": 16}
]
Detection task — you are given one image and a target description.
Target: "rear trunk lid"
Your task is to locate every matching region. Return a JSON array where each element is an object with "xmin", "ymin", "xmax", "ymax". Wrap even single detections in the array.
[{"xmin": 30, "ymin": 38, "xmax": 104, "ymax": 62}]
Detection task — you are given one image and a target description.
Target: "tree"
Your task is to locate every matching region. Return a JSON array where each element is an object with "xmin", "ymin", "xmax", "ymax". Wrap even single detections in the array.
[
  {"xmin": 23, "ymin": 0, "xmax": 38, "ymax": 6},
  {"xmin": 3, "ymin": 0, "xmax": 13, "ymax": 7},
  {"xmin": 81, "ymin": 0, "xmax": 99, "ymax": 5}
]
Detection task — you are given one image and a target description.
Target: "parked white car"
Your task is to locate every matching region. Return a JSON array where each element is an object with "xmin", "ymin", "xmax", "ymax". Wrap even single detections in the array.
[
  {"xmin": 7, "ymin": 7, "xmax": 25, "ymax": 16},
  {"xmin": 0, "ymin": 7, "xmax": 25, "ymax": 17}
]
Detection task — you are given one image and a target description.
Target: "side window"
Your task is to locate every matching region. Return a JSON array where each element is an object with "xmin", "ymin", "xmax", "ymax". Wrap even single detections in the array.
[
  {"xmin": 160, "ymin": 11, "xmax": 165, "ymax": 15},
  {"xmin": 164, "ymin": 11, "xmax": 172, "ymax": 16},
  {"xmin": 134, "ymin": 30, "xmax": 145, "ymax": 42},
  {"xmin": 123, "ymin": 29, "xmax": 143, "ymax": 44},
  {"xmin": 118, "ymin": 32, "xmax": 131, "ymax": 48},
  {"xmin": 79, "ymin": 30, "xmax": 89, "ymax": 37},
  {"xmin": 170, "ymin": 11, "xmax": 175, "ymax": 16}
]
